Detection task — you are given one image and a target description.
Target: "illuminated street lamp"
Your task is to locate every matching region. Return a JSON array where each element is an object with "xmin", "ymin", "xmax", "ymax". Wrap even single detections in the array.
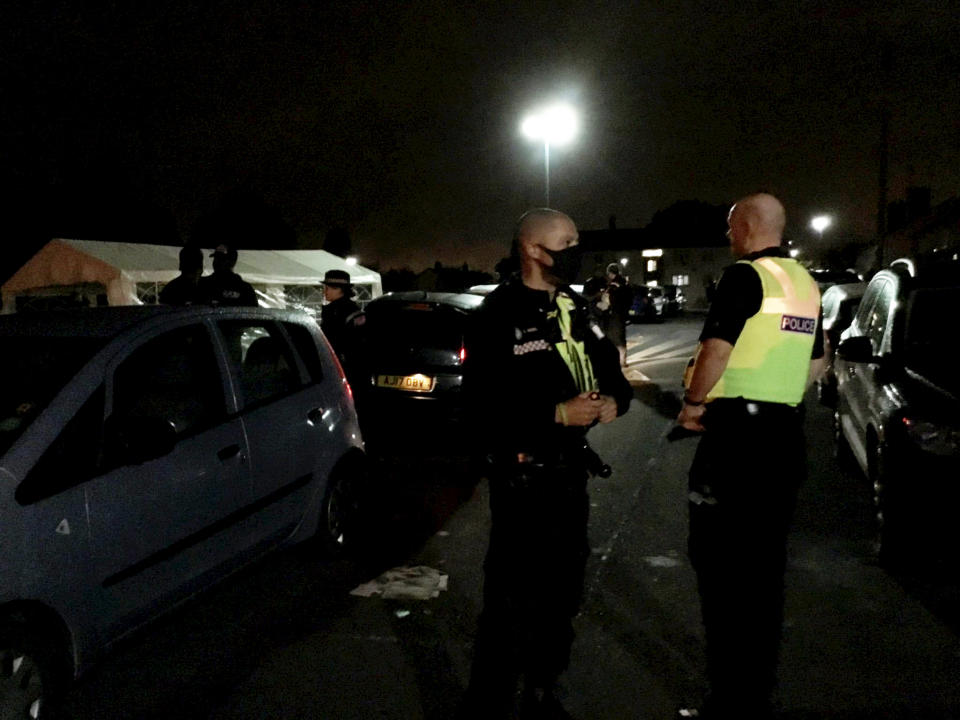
[
  {"xmin": 810, "ymin": 215, "xmax": 832, "ymax": 240},
  {"xmin": 521, "ymin": 103, "xmax": 579, "ymax": 206}
]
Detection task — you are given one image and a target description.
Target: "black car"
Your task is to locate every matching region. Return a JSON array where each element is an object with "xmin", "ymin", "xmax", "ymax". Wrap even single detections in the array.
[
  {"xmin": 834, "ymin": 258, "xmax": 960, "ymax": 563},
  {"xmin": 360, "ymin": 291, "xmax": 483, "ymax": 446}
]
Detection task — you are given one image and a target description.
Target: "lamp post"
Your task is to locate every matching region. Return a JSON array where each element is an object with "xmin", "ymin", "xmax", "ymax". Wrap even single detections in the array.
[{"xmin": 521, "ymin": 103, "xmax": 578, "ymax": 207}]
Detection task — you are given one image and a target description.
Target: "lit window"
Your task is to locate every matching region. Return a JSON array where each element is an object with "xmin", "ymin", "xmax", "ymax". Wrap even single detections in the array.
[{"xmin": 647, "ymin": 259, "xmax": 657, "ymax": 273}]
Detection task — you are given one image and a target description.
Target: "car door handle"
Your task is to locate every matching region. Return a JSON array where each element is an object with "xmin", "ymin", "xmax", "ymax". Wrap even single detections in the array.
[
  {"xmin": 217, "ymin": 444, "xmax": 241, "ymax": 461},
  {"xmin": 307, "ymin": 407, "xmax": 325, "ymax": 425}
]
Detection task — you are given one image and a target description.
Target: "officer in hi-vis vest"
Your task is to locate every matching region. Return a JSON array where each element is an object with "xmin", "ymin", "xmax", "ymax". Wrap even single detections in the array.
[{"xmin": 674, "ymin": 194, "xmax": 825, "ymax": 720}]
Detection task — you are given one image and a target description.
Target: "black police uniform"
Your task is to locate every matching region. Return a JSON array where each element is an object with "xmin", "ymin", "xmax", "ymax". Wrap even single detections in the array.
[
  {"xmin": 158, "ymin": 275, "xmax": 200, "ymax": 305},
  {"xmin": 320, "ymin": 295, "xmax": 362, "ymax": 361},
  {"xmin": 687, "ymin": 247, "xmax": 823, "ymax": 718},
  {"xmin": 462, "ymin": 277, "xmax": 632, "ymax": 715},
  {"xmin": 197, "ymin": 271, "xmax": 257, "ymax": 307}
]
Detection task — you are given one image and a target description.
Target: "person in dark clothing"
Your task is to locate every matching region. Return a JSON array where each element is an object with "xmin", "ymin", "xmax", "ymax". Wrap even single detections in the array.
[
  {"xmin": 159, "ymin": 246, "xmax": 204, "ymax": 305},
  {"xmin": 460, "ymin": 209, "xmax": 632, "ymax": 720},
  {"xmin": 604, "ymin": 263, "xmax": 631, "ymax": 367},
  {"xmin": 675, "ymin": 194, "xmax": 824, "ymax": 720},
  {"xmin": 319, "ymin": 269, "xmax": 363, "ymax": 361},
  {"xmin": 197, "ymin": 244, "xmax": 258, "ymax": 307}
]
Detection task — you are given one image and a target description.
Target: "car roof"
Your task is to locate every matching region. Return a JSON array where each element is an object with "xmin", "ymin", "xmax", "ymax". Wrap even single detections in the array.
[
  {"xmin": 0, "ymin": 305, "xmax": 314, "ymax": 338},
  {"xmin": 366, "ymin": 291, "xmax": 485, "ymax": 312},
  {"xmin": 882, "ymin": 257, "xmax": 960, "ymax": 290},
  {"xmin": 821, "ymin": 281, "xmax": 867, "ymax": 302}
]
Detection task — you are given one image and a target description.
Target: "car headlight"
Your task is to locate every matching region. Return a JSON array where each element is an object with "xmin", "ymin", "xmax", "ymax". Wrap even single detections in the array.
[{"xmin": 902, "ymin": 417, "xmax": 960, "ymax": 456}]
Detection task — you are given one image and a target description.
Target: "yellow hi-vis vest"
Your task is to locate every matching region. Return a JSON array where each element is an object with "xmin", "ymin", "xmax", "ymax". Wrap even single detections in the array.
[{"xmin": 700, "ymin": 256, "xmax": 820, "ymax": 406}]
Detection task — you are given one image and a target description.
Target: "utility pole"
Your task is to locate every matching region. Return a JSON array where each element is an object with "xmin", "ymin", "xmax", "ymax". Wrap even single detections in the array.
[{"xmin": 876, "ymin": 42, "xmax": 892, "ymax": 270}]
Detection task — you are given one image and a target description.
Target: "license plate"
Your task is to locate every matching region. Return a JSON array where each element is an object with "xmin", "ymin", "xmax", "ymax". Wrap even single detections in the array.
[{"xmin": 376, "ymin": 374, "xmax": 436, "ymax": 392}]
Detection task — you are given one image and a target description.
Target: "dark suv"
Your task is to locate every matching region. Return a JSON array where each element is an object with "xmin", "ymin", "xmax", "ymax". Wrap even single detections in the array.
[{"xmin": 834, "ymin": 257, "xmax": 960, "ymax": 562}]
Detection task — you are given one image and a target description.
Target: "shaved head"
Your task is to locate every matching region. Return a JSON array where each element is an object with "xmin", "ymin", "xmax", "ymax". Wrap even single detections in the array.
[
  {"xmin": 513, "ymin": 208, "xmax": 571, "ymax": 252},
  {"xmin": 727, "ymin": 193, "xmax": 786, "ymax": 257},
  {"xmin": 511, "ymin": 208, "xmax": 579, "ymax": 291}
]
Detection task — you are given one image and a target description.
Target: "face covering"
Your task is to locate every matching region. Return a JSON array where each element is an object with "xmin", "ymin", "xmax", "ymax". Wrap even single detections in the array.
[{"xmin": 539, "ymin": 245, "xmax": 582, "ymax": 286}]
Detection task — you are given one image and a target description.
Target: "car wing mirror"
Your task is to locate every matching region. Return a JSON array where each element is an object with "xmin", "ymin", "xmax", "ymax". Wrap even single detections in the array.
[{"xmin": 836, "ymin": 335, "xmax": 876, "ymax": 363}]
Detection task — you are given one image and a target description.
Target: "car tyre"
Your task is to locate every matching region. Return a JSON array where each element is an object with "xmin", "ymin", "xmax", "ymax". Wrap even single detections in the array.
[
  {"xmin": 317, "ymin": 454, "xmax": 371, "ymax": 558},
  {"xmin": 0, "ymin": 616, "xmax": 70, "ymax": 720}
]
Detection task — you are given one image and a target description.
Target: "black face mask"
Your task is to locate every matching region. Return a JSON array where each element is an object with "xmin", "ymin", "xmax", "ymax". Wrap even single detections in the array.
[{"xmin": 539, "ymin": 245, "xmax": 582, "ymax": 286}]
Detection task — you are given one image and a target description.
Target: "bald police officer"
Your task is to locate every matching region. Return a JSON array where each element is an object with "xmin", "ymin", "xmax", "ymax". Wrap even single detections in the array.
[{"xmin": 676, "ymin": 193, "xmax": 824, "ymax": 719}]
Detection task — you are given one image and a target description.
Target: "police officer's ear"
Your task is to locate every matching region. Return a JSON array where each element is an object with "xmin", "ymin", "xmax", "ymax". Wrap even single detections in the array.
[{"xmin": 521, "ymin": 238, "xmax": 546, "ymax": 263}]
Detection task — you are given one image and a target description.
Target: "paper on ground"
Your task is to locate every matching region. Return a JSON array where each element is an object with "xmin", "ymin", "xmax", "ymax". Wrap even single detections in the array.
[{"xmin": 350, "ymin": 565, "xmax": 449, "ymax": 600}]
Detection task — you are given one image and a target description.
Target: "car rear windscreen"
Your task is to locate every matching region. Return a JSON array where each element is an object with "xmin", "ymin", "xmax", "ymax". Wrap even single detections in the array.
[{"xmin": 366, "ymin": 304, "xmax": 464, "ymax": 355}]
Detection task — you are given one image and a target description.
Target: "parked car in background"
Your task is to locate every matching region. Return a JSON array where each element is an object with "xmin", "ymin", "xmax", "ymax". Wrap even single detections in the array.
[
  {"xmin": 834, "ymin": 257, "xmax": 960, "ymax": 564},
  {"xmin": 0, "ymin": 306, "xmax": 367, "ymax": 716},
  {"xmin": 661, "ymin": 284, "xmax": 687, "ymax": 317},
  {"xmin": 361, "ymin": 291, "xmax": 484, "ymax": 449},
  {"xmin": 817, "ymin": 281, "xmax": 867, "ymax": 407},
  {"xmin": 627, "ymin": 285, "xmax": 665, "ymax": 322}
]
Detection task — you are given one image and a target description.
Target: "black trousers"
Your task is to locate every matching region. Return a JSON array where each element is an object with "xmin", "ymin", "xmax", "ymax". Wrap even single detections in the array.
[
  {"xmin": 467, "ymin": 462, "xmax": 590, "ymax": 710},
  {"xmin": 687, "ymin": 400, "xmax": 805, "ymax": 716}
]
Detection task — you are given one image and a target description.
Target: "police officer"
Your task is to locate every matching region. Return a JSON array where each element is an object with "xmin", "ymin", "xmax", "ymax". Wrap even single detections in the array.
[
  {"xmin": 319, "ymin": 269, "xmax": 363, "ymax": 361},
  {"xmin": 159, "ymin": 245, "xmax": 204, "ymax": 305},
  {"xmin": 675, "ymin": 193, "xmax": 825, "ymax": 719},
  {"xmin": 461, "ymin": 209, "xmax": 632, "ymax": 719},
  {"xmin": 197, "ymin": 244, "xmax": 258, "ymax": 306}
]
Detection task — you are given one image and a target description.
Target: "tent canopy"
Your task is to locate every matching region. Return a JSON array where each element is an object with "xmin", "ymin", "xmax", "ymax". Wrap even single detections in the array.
[{"xmin": 1, "ymin": 239, "xmax": 382, "ymax": 311}]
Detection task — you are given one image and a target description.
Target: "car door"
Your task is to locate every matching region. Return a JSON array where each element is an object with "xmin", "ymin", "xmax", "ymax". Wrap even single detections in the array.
[
  {"xmin": 85, "ymin": 322, "xmax": 251, "ymax": 631},
  {"xmin": 215, "ymin": 319, "xmax": 335, "ymax": 546}
]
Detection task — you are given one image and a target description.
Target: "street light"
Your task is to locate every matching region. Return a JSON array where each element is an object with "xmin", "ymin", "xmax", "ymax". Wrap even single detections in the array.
[
  {"xmin": 521, "ymin": 103, "xmax": 578, "ymax": 206},
  {"xmin": 810, "ymin": 215, "xmax": 832, "ymax": 240}
]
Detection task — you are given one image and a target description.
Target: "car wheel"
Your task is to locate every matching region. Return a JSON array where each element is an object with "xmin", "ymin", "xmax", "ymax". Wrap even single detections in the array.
[
  {"xmin": 0, "ymin": 619, "xmax": 68, "ymax": 720},
  {"xmin": 318, "ymin": 455, "xmax": 370, "ymax": 557}
]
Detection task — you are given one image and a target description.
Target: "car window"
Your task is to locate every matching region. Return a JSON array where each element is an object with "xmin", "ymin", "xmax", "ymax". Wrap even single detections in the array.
[
  {"xmin": 0, "ymin": 337, "xmax": 106, "ymax": 457},
  {"xmin": 112, "ymin": 325, "xmax": 226, "ymax": 437},
  {"xmin": 283, "ymin": 321, "xmax": 325, "ymax": 383},
  {"xmin": 366, "ymin": 304, "xmax": 464, "ymax": 353},
  {"xmin": 864, "ymin": 279, "xmax": 894, "ymax": 353},
  {"xmin": 16, "ymin": 386, "xmax": 105, "ymax": 505},
  {"xmin": 217, "ymin": 320, "xmax": 302, "ymax": 407},
  {"xmin": 851, "ymin": 280, "xmax": 883, "ymax": 336}
]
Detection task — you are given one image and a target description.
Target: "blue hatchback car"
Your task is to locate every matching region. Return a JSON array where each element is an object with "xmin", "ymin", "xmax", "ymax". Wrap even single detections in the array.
[{"xmin": 0, "ymin": 305, "xmax": 366, "ymax": 716}]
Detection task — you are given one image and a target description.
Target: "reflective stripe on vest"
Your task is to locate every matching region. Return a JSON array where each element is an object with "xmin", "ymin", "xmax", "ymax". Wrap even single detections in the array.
[
  {"xmin": 550, "ymin": 294, "xmax": 599, "ymax": 394},
  {"xmin": 706, "ymin": 256, "xmax": 820, "ymax": 406}
]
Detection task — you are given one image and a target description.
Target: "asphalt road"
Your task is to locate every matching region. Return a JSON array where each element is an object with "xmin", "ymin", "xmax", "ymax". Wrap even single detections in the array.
[{"xmin": 60, "ymin": 315, "xmax": 960, "ymax": 719}]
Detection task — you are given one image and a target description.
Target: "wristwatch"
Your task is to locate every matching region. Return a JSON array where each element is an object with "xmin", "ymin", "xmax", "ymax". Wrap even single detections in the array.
[{"xmin": 683, "ymin": 392, "xmax": 705, "ymax": 407}]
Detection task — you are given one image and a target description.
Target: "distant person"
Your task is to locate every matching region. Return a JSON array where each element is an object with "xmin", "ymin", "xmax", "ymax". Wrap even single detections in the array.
[
  {"xmin": 460, "ymin": 209, "xmax": 631, "ymax": 719},
  {"xmin": 674, "ymin": 193, "xmax": 824, "ymax": 719},
  {"xmin": 320, "ymin": 269, "xmax": 364, "ymax": 360},
  {"xmin": 604, "ymin": 262, "xmax": 631, "ymax": 367},
  {"xmin": 197, "ymin": 244, "xmax": 257, "ymax": 307},
  {"xmin": 320, "ymin": 269, "xmax": 368, "ymax": 397},
  {"xmin": 159, "ymin": 246, "xmax": 204, "ymax": 305}
]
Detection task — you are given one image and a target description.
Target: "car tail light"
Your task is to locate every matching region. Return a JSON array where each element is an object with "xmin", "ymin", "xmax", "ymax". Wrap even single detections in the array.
[
  {"xmin": 459, "ymin": 345, "xmax": 466, "ymax": 364},
  {"xmin": 320, "ymin": 333, "xmax": 353, "ymax": 401}
]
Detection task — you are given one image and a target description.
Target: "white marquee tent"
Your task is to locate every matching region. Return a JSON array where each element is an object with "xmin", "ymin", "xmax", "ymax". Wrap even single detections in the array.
[{"xmin": 1, "ymin": 239, "xmax": 382, "ymax": 314}]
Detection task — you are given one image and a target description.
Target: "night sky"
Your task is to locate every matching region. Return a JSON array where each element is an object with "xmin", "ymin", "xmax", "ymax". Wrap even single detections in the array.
[{"xmin": 3, "ymin": 1, "xmax": 959, "ymax": 273}]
